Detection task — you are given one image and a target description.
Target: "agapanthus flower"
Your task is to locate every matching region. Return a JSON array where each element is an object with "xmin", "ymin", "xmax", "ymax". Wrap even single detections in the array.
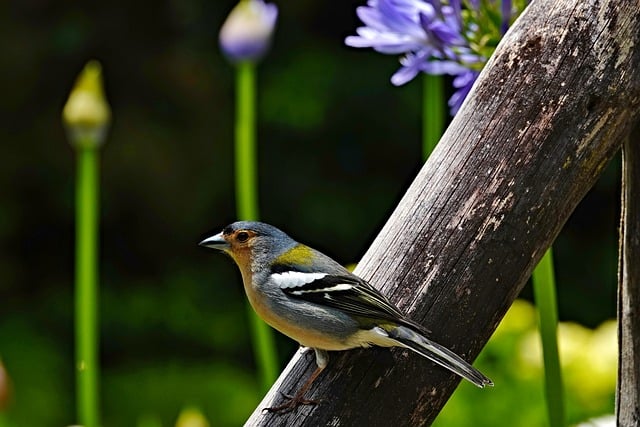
[
  {"xmin": 346, "ymin": 0, "xmax": 526, "ymax": 115},
  {"xmin": 219, "ymin": 0, "xmax": 278, "ymax": 63}
]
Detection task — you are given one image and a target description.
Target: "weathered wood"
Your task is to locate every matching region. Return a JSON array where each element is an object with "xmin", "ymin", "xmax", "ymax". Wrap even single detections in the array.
[
  {"xmin": 617, "ymin": 122, "xmax": 640, "ymax": 426},
  {"xmin": 246, "ymin": 0, "xmax": 640, "ymax": 425}
]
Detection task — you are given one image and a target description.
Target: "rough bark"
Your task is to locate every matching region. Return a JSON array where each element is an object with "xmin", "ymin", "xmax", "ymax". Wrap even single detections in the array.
[
  {"xmin": 247, "ymin": 0, "xmax": 640, "ymax": 425},
  {"xmin": 617, "ymin": 122, "xmax": 640, "ymax": 426}
]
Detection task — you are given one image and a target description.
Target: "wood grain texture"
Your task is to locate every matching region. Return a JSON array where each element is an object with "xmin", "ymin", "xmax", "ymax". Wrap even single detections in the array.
[
  {"xmin": 617, "ymin": 123, "xmax": 640, "ymax": 426},
  {"xmin": 247, "ymin": 0, "xmax": 640, "ymax": 425}
]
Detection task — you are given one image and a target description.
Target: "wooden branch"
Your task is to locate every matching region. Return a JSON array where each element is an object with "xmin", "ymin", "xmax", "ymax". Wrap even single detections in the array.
[
  {"xmin": 246, "ymin": 0, "xmax": 640, "ymax": 425},
  {"xmin": 617, "ymin": 121, "xmax": 640, "ymax": 426}
]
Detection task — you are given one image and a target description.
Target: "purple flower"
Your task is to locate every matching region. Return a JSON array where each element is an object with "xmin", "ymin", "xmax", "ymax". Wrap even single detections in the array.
[
  {"xmin": 448, "ymin": 70, "xmax": 479, "ymax": 115},
  {"xmin": 219, "ymin": 0, "xmax": 278, "ymax": 63},
  {"xmin": 501, "ymin": 0, "xmax": 512, "ymax": 34},
  {"xmin": 346, "ymin": 0, "xmax": 522, "ymax": 115}
]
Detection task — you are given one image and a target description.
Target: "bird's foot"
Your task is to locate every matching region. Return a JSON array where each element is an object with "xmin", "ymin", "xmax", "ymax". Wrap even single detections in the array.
[{"xmin": 263, "ymin": 392, "xmax": 320, "ymax": 414}]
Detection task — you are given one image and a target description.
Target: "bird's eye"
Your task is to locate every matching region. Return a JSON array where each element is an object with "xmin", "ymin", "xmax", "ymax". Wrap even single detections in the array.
[{"xmin": 236, "ymin": 231, "xmax": 250, "ymax": 243}]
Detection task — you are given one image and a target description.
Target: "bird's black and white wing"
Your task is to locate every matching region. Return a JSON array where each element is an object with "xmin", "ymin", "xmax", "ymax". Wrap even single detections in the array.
[{"xmin": 271, "ymin": 270, "xmax": 406, "ymax": 324}]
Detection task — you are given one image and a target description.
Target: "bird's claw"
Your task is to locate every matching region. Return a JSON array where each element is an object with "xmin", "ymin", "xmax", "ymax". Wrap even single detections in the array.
[{"xmin": 263, "ymin": 392, "xmax": 320, "ymax": 414}]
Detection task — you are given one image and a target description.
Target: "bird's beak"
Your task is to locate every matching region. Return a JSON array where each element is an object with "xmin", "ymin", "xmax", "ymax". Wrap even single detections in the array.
[{"xmin": 199, "ymin": 232, "xmax": 230, "ymax": 250}]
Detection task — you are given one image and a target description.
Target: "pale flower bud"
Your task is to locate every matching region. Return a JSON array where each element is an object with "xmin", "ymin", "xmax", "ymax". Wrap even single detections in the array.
[
  {"xmin": 219, "ymin": 0, "xmax": 278, "ymax": 63},
  {"xmin": 62, "ymin": 60, "xmax": 111, "ymax": 148}
]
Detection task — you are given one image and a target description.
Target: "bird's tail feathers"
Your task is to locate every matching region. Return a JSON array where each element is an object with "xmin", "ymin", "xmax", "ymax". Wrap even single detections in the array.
[{"xmin": 388, "ymin": 325, "xmax": 493, "ymax": 388}]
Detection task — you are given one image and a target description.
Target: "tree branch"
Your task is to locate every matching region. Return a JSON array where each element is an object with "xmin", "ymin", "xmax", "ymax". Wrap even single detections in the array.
[
  {"xmin": 617, "ymin": 121, "xmax": 640, "ymax": 426},
  {"xmin": 247, "ymin": 0, "xmax": 640, "ymax": 425}
]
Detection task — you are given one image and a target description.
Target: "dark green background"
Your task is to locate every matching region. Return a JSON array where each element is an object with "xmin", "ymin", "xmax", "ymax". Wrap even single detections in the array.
[{"xmin": 0, "ymin": 1, "xmax": 618, "ymax": 425}]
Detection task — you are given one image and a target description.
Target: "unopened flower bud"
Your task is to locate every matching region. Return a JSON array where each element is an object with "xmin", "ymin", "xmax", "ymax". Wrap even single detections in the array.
[
  {"xmin": 62, "ymin": 60, "xmax": 111, "ymax": 148},
  {"xmin": 219, "ymin": 0, "xmax": 278, "ymax": 63}
]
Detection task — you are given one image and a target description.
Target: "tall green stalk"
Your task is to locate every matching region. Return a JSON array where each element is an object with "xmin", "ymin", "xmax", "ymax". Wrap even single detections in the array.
[
  {"xmin": 422, "ymin": 74, "xmax": 445, "ymax": 160},
  {"xmin": 532, "ymin": 248, "xmax": 566, "ymax": 427},
  {"xmin": 75, "ymin": 144, "xmax": 100, "ymax": 427},
  {"xmin": 235, "ymin": 61, "xmax": 278, "ymax": 392},
  {"xmin": 235, "ymin": 63, "xmax": 259, "ymax": 219},
  {"xmin": 63, "ymin": 60, "xmax": 110, "ymax": 427}
]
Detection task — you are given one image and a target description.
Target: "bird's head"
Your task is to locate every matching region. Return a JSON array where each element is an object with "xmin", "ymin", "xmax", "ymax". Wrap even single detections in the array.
[{"xmin": 199, "ymin": 221, "xmax": 295, "ymax": 268}]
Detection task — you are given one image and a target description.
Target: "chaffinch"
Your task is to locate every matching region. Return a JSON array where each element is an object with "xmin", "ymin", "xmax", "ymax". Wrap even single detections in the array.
[{"xmin": 200, "ymin": 221, "xmax": 492, "ymax": 412}]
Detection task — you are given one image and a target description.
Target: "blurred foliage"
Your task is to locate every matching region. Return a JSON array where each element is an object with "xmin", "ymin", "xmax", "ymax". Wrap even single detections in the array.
[
  {"xmin": 0, "ymin": 0, "xmax": 619, "ymax": 425},
  {"xmin": 435, "ymin": 300, "xmax": 616, "ymax": 427},
  {"xmin": 174, "ymin": 407, "xmax": 209, "ymax": 427}
]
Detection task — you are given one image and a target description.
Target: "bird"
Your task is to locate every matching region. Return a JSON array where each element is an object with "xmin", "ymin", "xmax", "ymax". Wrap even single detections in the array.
[{"xmin": 199, "ymin": 221, "xmax": 492, "ymax": 412}]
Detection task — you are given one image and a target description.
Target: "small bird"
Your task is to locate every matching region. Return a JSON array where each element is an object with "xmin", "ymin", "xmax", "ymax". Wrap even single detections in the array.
[{"xmin": 200, "ymin": 221, "xmax": 492, "ymax": 412}]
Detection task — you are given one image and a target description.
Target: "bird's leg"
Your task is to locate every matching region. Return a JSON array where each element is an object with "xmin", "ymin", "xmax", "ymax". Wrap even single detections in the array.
[
  {"xmin": 265, "ymin": 349, "xmax": 328, "ymax": 414},
  {"xmin": 266, "ymin": 365, "xmax": 324, "ymax": 413}
]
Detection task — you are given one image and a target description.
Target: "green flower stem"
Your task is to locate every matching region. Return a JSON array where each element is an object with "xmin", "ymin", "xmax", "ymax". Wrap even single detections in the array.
[
  {"xmin": 422, "ymin": 74, "xmax": 445, "ymax": 160},
  {"xmin": 235, "ymin": 62, "xmax": 259, "ymax": 219},
  {"xmin": 75, "ymin": 144, "xmax": 100, "ymax": 427},
  {"xmin": 532, "ymin": 248, "xmax": 566, "ymax": 427},
  {"xmin": 235, "ymin": 61, "xmax": 278, "ymax": 392}
]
